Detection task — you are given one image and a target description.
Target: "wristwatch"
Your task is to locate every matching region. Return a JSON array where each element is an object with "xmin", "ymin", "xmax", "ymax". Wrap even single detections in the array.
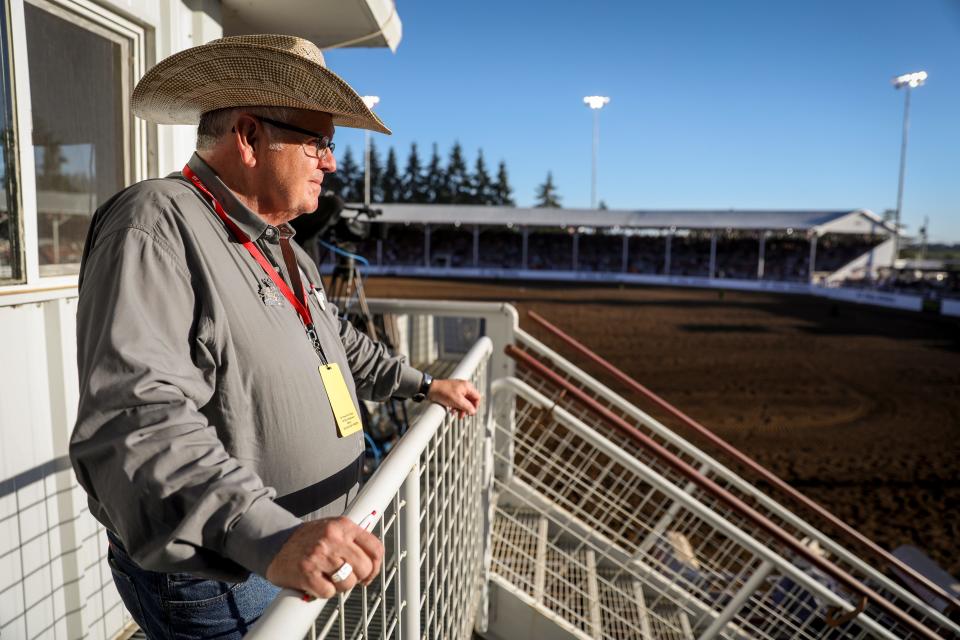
[{"xmin": 412, "ymin": 372, "xmax": 433, "ymax": 403}]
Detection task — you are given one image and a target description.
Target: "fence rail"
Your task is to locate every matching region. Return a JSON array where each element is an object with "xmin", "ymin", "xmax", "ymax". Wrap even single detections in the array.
[{"xmin": 247, "ymin": 336, "xmax": 493, "ymax": 640}]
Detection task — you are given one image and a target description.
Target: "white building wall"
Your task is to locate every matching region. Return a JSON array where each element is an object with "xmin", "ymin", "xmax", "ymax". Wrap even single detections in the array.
[{"xmin": 0, "ymin": 3, "xmax": 222, "ymax": 638}]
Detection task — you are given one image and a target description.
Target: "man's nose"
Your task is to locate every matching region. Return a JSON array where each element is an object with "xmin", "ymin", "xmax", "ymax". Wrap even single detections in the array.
[{"xmin": 321, "ymin": 149, "xmax": 336, "ymax": 173}]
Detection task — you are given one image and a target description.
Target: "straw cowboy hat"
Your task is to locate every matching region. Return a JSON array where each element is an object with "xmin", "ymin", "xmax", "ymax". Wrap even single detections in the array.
[{"xmin": 131, "ymin": 34, "xmax": 390, "ymax": 134}]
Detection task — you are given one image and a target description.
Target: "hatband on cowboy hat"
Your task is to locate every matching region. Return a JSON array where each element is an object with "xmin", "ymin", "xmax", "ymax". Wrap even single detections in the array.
[{"xmin": 131, "ymin": 34, "xmax": 390, "ymax": 134}]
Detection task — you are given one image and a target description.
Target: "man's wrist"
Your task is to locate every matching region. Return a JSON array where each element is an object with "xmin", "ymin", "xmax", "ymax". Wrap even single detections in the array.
[
  {"xmin": 222, "ymin": 498, "xmax": 302, "ymax": 578},
  {"xmin": 412, "ymin": 372, "xmax": 433, "ymax": 402}
]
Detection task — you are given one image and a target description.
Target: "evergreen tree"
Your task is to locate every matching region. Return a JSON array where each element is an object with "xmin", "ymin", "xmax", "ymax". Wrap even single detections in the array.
[
  {"xmin": 381, "ymin": 147, "xmax": 402, "ymax": 203},
  {"xmin": 322, "ymin": 164, "xmax": 344, "ymax": 198},
  {"xmin": 598, "ymin": 199, "xmax": 608, "ymax": 210},
  {"xmin": 424, "ymin": 143, "xmax": 445, "ymax": 204},
  {"xmin": 470, "ymin": 149, "xmax": 495, "ymax": 205},
  {"xmin": 534, "ymin": 171, "xmax": 562, "ymax": 208},
  {"xmin": 494, "ymin": 160, "xmax": 515, "ymax": 206},
  {"xmin": 342, "ymin": 146, "xmax": 366, "ymax": 203},
  {"xmin": 444, "ymin": 141, "xmax": 471, "ymax": 204},
  {"xmin": 402, "ymin": 142, "xmax": 427, "ymax": 203},
  {"xmin": 329, "ymin": 145, "xmax": 358, "ymax": 200},
  {"xmin": 365, "ymin": 139, "xmax": 383, "ymax": 202}
]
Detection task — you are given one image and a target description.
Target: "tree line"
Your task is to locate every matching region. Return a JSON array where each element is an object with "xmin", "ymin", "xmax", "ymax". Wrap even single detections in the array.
[{"xmin": 324, "ymin": 141, "xmax": 565, "ymax": 208}]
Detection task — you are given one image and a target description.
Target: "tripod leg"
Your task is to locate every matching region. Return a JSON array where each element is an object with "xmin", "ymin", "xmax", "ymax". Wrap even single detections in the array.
[{"xmin": 354, "ymin": 275, "xmax": 379, "ymax": 341}]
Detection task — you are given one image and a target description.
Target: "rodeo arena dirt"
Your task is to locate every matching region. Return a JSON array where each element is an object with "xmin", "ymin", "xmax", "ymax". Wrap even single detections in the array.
[{"xmin": 363, "ymin": 276, "xmax": 960, "ymax": 578}]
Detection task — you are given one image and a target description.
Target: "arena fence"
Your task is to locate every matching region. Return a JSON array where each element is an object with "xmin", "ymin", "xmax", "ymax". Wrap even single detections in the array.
[
  {"xmin": 508, "ymin": 321, "xmax": 958, "ymax": 639},
  {"xmin": 246, "ymin": 336, "xmax": 493, "ymax": 640}
]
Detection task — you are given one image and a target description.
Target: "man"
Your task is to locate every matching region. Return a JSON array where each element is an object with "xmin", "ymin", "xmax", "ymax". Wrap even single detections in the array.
[{"xmin": 70, "ymin": 34, "xmax": 481, "ymax": 639}]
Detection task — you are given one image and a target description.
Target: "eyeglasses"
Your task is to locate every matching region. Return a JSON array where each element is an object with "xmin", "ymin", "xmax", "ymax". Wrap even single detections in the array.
[{"xmin": 255, "ymin": 116, "xmax": 336, "ymax": 159}]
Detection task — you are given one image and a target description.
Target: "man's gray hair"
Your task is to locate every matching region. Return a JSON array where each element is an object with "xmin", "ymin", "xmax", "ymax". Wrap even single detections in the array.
[{"xmin": 196, "ymin": 106, "xmax": 297, "ymax": 150}]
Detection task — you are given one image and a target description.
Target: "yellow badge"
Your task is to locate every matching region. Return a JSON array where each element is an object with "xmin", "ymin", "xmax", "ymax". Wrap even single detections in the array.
[{"xmin": 319, "ymin": 363, "xmax": 363, "ymax": 437}]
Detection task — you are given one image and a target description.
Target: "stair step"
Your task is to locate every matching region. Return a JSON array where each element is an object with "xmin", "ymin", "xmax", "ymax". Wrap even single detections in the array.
[
  {"xmin": 493, "ymin": 506, "xmax": 686, "ymax": 640},
  {"xmin": 543, "ymin": 545, "xmax": 595, "ymax": 636},
  {"xmin": 491, "ymin": 508, "xmax": 544, "ymax": 597},
  {"xmin": 597, "ymin": 569, "xmax": 652, "ymax": 640},
  {"xmin": 648, "ymin": 606, "xmax": 695, "ymax": 640}
]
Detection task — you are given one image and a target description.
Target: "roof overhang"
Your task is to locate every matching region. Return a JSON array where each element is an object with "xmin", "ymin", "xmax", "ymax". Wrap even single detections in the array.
[
  {"xmin": 369, "ymin": 204, "xmax": 894, "ymax": 236},
  {"xmin": 221, "ymin": 0, "xmax": 402, "ymax": 52},
  {"xmin": 811, "ymin": 209, "xmax": 895, "ymax": 236}
]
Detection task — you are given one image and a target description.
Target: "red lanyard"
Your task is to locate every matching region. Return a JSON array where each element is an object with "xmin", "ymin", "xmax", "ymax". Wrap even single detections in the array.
[{"xmin": 182, "ymin": 165, "xmax": 327, "ymax": 363}]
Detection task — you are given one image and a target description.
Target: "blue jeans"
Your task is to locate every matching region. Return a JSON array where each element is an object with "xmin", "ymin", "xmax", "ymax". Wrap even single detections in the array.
[{"xmin": 106, "ymin": 533, "xmax": 281, "ymax": 639}]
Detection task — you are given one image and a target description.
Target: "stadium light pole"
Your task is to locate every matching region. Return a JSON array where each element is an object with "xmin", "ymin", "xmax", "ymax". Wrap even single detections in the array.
[
  {"xmin": 361, "ymin": 95, "xmax": 380, "ymax": 205},
  {"xmin": 583, "ymin": 96, "xmax": 610, "ymax": 209},
  {"xmin": 891, "ymin": 71, "xmax": 926, "ymax": 264}
]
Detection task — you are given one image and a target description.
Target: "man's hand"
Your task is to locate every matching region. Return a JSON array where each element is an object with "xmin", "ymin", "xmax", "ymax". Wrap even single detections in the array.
[
  {"xmin": 266, "ymin": 517, "xmax": 383, "ymax": 599},
  {"xmin": 427, "ymin": 378, "xmax": 481, "ymax": 418}
]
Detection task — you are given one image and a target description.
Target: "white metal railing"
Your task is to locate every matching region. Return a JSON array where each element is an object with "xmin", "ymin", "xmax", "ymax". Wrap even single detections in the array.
[
  {"xmin": 364, "ymin": 299, "xmax": 518, "ymax": 382},
  {"xmin": 511, "ymin": 328, "xmax": 959, "ymax": 638},
  {"xmin": 491, "ymin": 377, "xmax": 903, "ymax": 640},
  {"xmin": 247, "ymin": 336, "xmax": 493, "ymax": 640}
]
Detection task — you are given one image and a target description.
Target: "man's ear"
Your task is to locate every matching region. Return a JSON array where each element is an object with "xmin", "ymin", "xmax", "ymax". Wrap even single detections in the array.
[{"xmin": 233, "ymin": 116, "xmax": 260, "ymax": 168}]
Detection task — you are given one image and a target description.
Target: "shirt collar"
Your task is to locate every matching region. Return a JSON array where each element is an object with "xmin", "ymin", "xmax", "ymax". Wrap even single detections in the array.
[{"xmin": 184, "ymin": 153, "xmax": 293, "ymax": 244}]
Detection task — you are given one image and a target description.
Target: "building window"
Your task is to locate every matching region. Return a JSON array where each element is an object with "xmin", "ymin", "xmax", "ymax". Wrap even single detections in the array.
[
  {"xmin": 0, "ymin": 5, "xmax": 20, "ymax": 283},
  {"xmin": 25, "ymin": 0, "xmax": 132, "ymax": 276}
]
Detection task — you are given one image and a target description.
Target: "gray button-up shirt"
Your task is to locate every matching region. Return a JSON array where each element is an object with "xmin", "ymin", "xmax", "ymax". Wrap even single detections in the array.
[{"xmin": 71, "ymin": 154, "xmax": 422, "ymax": 581}]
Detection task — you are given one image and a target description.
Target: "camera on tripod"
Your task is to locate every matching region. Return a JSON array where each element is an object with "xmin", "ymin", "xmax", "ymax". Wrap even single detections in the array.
[{"xmin": 290, "ymin": 192, "xmax": 387, "ymax": 251}]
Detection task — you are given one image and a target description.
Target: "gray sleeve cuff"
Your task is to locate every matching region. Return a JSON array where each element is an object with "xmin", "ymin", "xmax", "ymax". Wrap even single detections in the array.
[
  {"xmin": 396, "ymin": 365, "xmax": 424, "ymax": 398},
  {"xmin": 223, "ymin": 497, "xmax": 302, "ymax": 578}
]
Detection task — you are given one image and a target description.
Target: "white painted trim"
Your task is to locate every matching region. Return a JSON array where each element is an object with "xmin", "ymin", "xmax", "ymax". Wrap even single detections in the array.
[
  {"xmin": 0, "ymin": 282, "xmax": 76, "ymax": 306},
  {"xmin": 8, "ymin": 0, "xmax": 38, "ymax": 283}
]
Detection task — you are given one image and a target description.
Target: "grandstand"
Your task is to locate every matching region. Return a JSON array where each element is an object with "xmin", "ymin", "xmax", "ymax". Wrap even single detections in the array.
[{"xmin": 318, "ymin": 205, "xmax": 896, "ymax": 292}]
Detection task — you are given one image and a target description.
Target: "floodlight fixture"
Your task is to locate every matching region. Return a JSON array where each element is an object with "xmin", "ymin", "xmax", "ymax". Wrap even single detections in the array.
[
  {"xmin": 583, "ymin": 95, "xmax": 610, "ymax": 110},
  {"xmin": 892, "ymin": 71, "xmax": 927, "ymax": 89}
]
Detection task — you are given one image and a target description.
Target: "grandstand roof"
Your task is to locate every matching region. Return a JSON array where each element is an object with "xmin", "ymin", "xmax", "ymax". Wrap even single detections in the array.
[{"xmin": 372, "ymin": 205, "xmax": 893, "ymax": 235}]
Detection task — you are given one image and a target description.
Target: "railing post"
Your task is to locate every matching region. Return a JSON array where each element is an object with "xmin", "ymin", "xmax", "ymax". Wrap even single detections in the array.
[
  {"xmin": 636, "ymin": 461, "xmax": 712, "ymax": 558},
  {"xmin": 400, "ymin": 464, "xmax": 421, "ymax": 640},
  {"xmin": 697, "ymin": 558, "xmax": 775, "ymax": 640}
]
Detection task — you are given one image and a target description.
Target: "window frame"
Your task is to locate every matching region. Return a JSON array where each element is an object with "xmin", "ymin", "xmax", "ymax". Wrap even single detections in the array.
[
  {"xmin": 0, "ymin": 0, "xmax": 24, "ymax": 284},
  {"xmin": 1, "ymin": 0, "xmax": 147, "ymax": 290}
]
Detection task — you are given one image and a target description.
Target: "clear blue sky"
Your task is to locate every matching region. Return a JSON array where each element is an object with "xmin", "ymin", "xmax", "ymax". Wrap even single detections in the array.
[{"xmin": 325, "ymin": 0, "xmax": 960, "ymax": 242}]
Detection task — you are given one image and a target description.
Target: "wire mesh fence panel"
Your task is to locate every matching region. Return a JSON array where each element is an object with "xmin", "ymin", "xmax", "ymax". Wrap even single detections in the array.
[
  {"xmin": 512, "ymin": 335, "xmax": 958, "ymax": 639},
  {"xmin": 313, "ymin": 495, "xmax": 403, "ymax": 640},
  {"xmin": 417, "ymin": 359, "xmax": 488, "ymax": 640}
]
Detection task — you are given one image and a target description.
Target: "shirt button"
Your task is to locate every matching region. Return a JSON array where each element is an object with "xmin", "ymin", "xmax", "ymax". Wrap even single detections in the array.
[{"xmin": 264, "ymin": 227, "xmax": 277, "ymax": 239}]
